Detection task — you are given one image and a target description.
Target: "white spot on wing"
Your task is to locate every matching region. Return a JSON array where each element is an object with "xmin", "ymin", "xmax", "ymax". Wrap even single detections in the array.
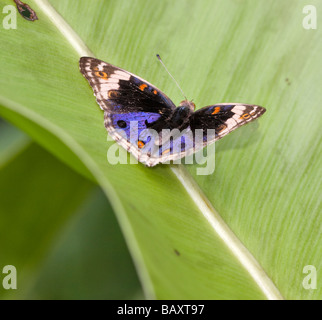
[
  {"xmin": 100, "ymin": 83, "xmax": 119, "ymax": 91},
  {"xmin": 226, "ymin": 118, "xmax": 237, "ymax": 129},
  {"xmin": 231, "ymin": 105, "xmax": 246, "ymax": 114},
  {"xmin": 111, "ymin": 70, "xmax": 130, "ymax": 80},
  {"xmin": 97, "ymin": 64, "xmax": 105, "ymax": 71},
  {"xmin": 232, "ymin": 114, "xmax": 242, "ymax": 121}
]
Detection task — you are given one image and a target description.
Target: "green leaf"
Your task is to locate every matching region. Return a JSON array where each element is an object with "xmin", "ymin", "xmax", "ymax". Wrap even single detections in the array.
[
  {"xmin": 0, "ymin": 0, "xmax": 321, "ymax": 299},
  {"xmin": 25, "ymin": 187, "xmax": 142, "ymax": 300},
  {"xmin": 0, "ymin": 135, "xmax": 141, "ymax": 299},
  {"xmin": 0, "ymin": 118, "xmax": 30, "ymax": 168},
  {"xmin": 0, "ymin": 142, "xmax": 94, "ymax": 298}
]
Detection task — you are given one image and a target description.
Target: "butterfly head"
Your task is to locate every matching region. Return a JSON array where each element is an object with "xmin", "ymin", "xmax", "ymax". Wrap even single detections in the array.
[{"xmin": 178, "ymin": 100, "xmax": 196, "ymax": 112}]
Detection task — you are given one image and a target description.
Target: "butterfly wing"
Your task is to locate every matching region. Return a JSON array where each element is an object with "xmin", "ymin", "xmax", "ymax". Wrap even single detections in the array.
[
  {"xmin": 151, "ymin": 103, "xmax": 266, "ymax": 164},
  {"xmin": 190, "ymin": 103, "xmax": 266, "ymax": 143},
  {"xmin": 80, "ymin": 57, "xmax": 266, "ymax": 166},
  {"xmin": 79, "ymin": 57, "xmax": 176, "ymax": 113},
  {"xmin": 79, "ymin": 57, "xmax": 177, "ymax": 165}
]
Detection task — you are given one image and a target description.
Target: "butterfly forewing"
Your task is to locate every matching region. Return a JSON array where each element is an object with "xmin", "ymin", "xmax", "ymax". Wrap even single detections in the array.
[
  {"xmin": 79, "ymin": 57, "xmax": 176, "ymax": 113},
  {"xmin": 190, "ymin": 103, "xmax": 266, "ymax": 143}
]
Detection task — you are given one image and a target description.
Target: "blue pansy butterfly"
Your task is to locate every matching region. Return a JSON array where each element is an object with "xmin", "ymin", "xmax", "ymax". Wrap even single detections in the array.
[{"xmin": 79, "ymin": 57, "xmax": 266, "ymax": 167}]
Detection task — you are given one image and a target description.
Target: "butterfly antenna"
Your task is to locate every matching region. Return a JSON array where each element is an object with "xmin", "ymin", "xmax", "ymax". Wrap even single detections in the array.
[{"xmin": 156, "ymin": 54, "xmax": 188, "ymax": 101}]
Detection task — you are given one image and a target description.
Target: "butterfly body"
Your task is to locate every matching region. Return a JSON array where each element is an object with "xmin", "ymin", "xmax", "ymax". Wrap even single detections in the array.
[{"xmin": 79, "ymin": 57, "xmax": 266, "ymax": 167}]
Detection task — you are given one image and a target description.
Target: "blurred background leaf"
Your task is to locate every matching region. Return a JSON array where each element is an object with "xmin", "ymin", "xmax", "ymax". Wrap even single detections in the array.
[{"xmin": 0, "ymin": 120, "xmax": 141, "ymax": 299}]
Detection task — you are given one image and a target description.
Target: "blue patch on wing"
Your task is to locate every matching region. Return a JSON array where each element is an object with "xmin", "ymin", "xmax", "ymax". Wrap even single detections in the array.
[
  {"xmin": 110, "ymin": 112, "xmax": 161, "ymax": 141},
  {"xmin": 158, "ymin": 127, "xmax": 195, "ymax": 156}
]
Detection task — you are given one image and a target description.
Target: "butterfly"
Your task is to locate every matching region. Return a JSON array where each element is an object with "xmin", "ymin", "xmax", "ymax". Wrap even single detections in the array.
[{"xmin": 79, "ymin": 57, "xmax": 266, "ymax": 167}]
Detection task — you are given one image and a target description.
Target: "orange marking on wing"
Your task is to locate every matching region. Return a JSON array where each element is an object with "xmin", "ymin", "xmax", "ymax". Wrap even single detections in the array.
[
  {"xmin": 162, "ymin": 148, "xmax": 171, "ymax": 155},
  {"xmin": 212, "ymin": 106, "xmax": 221, "ymax": 115},
  {"xmin": 95, "ymin": 71, "xmax": 108, "ymax": 79},
  {"xmin": 217, "ymin": 124, "xmax": 227, "ymax": 133},
  {"xmin": 240, "ymin": 113, "xmax": 251, "ymax": 120},
  {"xmin": 139, "ymin": 84, "xmax": 148, "ymax": 91},
  {"xmin": 108, "ymin": 90, "xmax": 119, "ymax": 98},
  {"xmin": 138, "ymin": 140, "xmax": 145, "ymax": 149},
  {"xmin": 153, "ymin": 90, "xmax": 157, "ymax": 95}
]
